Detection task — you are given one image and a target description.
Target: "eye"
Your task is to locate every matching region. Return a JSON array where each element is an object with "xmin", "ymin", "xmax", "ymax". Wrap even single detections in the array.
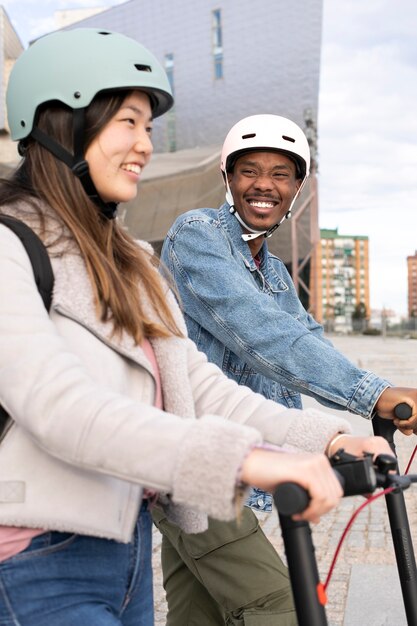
[
  {"xmin": 120, "ymin": 117, "xmax": 136, "ymax": 126},
  {"xmin": 146, "ymin": 125, "xmax": 153, "ymax": 136}
]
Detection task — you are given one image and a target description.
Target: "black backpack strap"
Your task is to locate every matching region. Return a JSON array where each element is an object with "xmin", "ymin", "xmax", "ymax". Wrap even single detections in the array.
[
  {"xmin": 0, "ymin": 406, "xmax": 9, "ymax": 436},
  {"xmin": 0, "ymin": 215, "xmax": 54, "ymax": 310},
  {"xmin": 0, "ymin": 215, "xmax": 54, "ymax": 435}
]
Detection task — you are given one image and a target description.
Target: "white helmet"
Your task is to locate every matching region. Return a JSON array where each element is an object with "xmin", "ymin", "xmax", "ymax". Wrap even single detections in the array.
[{"xmin": 220, "ymin": 114, "xmax": 311, "ymax": 240}]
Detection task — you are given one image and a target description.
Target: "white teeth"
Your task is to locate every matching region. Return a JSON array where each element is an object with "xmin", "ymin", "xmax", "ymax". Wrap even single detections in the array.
[
  {"xmin": 249, "ymin": 201, "xmax": 275, "ymax": 208},
  {"xmin": 123, "ymin": 164, "xmax": 141, "ymax": 174}
]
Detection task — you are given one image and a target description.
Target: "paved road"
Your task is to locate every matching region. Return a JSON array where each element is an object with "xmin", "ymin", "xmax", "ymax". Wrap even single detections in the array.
[{"xmin": 152, "ymin": 335, "xmax": 417, "ymax": 625}]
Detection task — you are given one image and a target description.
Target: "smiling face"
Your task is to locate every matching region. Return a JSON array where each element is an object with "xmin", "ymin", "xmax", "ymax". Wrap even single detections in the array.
[
  {"xmin": 85, "ymin": 90, "xmax": 153, "ymax": 204},
  {"xmin": 227, "ymin": 150, "xmax": 301, "ymax": 236}
]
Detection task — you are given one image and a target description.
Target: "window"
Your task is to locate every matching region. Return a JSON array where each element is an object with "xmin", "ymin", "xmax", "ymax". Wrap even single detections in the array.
[
  {"xmin": 164, "ymin": 53, "xmax": 175, "ymax": 96},
  {"xmin": 164, "ymin": 53, "xmax": 176, "ymax": 152},
  {"xmin": 212, "ymin": 9, "xmax": 223, "ymax": 79}
]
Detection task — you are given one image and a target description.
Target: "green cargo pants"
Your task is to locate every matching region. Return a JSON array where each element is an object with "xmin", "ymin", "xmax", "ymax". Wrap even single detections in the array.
[{"xmin": 152, "ymin": 506, "xmax": 297, "ymax": 625}]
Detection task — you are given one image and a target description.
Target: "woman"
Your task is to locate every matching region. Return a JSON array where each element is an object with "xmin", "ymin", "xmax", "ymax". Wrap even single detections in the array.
[{"xmin": 0, "ymin": 29, "xmax": 389, "ymax": 625}]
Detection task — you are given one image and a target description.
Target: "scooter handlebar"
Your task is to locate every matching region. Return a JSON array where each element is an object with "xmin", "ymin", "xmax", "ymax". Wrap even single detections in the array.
[
  {"xmin": 274, "ymin": 403, "xmax": 413, "ymax": 517},
  {"xmin": 274, "ymin": 470, "xmax": 345, "ymax": 517},
  {"xmin": 394, "ymin": 402, "xmax": 412, "ymax": 420},
  {"xmin": 274, "ymin": 446, "xmax": 409, "ymax": 517}
]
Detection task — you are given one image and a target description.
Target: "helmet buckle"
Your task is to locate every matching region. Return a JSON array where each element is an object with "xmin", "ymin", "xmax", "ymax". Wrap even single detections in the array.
[{"xmin": 71, "ymin": 159, "xmax": 90, "ymax": 179}]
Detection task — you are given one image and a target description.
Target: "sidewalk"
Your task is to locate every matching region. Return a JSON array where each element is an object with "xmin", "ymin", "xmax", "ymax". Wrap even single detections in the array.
[{"xmin": 152, "ymin": 335, "xmax": 417, "ymax": 625}]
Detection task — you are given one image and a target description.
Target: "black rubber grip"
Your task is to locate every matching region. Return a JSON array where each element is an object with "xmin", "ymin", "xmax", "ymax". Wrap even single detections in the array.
[
  {"xmin": 274, "ymin": 482, "xmax": 310, "ymax": 516},
  {"xmin": 394, "ymin": 403, "xmax": 413, "ymax": 420},
  {"xmin": 274, "ymin": 471, "xmax": 345, "ymax": 516}
]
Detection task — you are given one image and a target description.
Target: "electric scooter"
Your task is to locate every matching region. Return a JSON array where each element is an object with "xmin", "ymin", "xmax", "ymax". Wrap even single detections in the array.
[{"xmin": 273, "ymin": 403, "xmax": 417, "ymax": 626}]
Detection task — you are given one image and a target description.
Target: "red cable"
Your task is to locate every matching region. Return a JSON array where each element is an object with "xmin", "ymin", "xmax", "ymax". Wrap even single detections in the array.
[
  {"xmin": 404, "ymin": 445, "xmax": 417, "ymax": 476},
  {"xmin": 324, "ymin": 443, "xmax": 417, "ymax": 591},
  {"xmin": 323, "ymin": 438, "xmax": 417, "ymax": 591},
  {"xmin": 323, "ymin": 486, "xmax": 394, "ymax": 591}
]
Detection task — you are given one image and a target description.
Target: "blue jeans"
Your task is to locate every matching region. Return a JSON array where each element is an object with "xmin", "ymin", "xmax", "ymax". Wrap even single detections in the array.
[{"xmin": 0, "ymin": 502, "xmax": 153, "ymax": 625}]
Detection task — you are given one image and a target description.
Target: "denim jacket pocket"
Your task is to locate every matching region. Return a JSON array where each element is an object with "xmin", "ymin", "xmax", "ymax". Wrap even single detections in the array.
[
  {"xmin": 264, "ymin": 266, "xmax": 289, "ymax": 294},
  {"xmin": 222, "ymin": 348, "xmax": 254, "ymax": 386}
]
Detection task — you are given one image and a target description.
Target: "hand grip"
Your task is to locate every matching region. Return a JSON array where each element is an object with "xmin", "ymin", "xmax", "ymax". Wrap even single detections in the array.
[
  {"xmin": 273, "ymin": 482, "xmax": 309, "ymax": 516},
  {"xmin": 394, "ymin": 402, "xmax": 412, "ymax": 420},
  {"xmin": 274, "ymin": 470, "xmax": 344, "ymax": 516}
]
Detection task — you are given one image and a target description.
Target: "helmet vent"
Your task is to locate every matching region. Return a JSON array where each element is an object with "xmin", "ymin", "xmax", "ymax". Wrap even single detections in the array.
[
  {"xmin": 282, "ymin": 135, "xmax": 295, "ymax": 143},
  {"xmin": 242, "ymin": 133, "xmax": 256, "ymax": 139},
  {"xmin": 135, "ymin": 64, "xmax": 152, "ymax": 73}
]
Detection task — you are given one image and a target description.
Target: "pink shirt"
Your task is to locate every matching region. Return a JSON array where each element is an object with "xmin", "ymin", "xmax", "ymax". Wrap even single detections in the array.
[{"xmin": 0, "ymin": 337, "xmax": 163, "ymax": 562}]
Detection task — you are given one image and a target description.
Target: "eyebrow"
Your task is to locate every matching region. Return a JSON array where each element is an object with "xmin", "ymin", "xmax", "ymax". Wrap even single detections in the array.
[
  {"xmin": 121, "ymin": 104, "xmax": 154, "ymax": 122},
  {"xmin": 239, "ymin": 159, "xmax": 291, "ymax": 170}
]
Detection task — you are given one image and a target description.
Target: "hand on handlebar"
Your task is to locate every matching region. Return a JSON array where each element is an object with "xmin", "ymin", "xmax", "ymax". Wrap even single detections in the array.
[
  {"xmin": 326, "ymin": 433, "xmax": 393, "ymax": 460},
  {"xmin": 375, "ymin": 388, "xmax": 417, "ymax": 435},
  {"xmin": 240, "ymin": 448, "xmax": 343, "ymax": 524},
  {"xmin": 274, "ymin": 450, "xmax": 412, "ymax": 518}
]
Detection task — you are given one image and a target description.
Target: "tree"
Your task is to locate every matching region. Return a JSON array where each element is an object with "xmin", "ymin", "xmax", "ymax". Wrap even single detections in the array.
[
  {"xmin": 352, "ymin": 302, "xmax": 367, "ymax": 320},
  {"xmin": 352, "ymin": 302, "xmax": 368, "ymax": 332}
]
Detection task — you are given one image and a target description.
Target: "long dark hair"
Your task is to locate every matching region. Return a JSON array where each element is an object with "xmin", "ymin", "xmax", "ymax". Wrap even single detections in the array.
[{"xmin": 0, "ymin": 91, "xmax": 183, "ymax": 342}]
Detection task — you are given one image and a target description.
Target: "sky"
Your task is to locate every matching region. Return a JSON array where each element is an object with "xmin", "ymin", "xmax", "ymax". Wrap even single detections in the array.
[
  {"xmin": 2, "ymin": 0, "xmax": 125, "ymax": 47},
  {"xmin": 318, "ymin": 0, "xmax": 417, "ymax": 316},
  {"xmin": 2, "ymin": 0, "xmax": 416, "ymax": 316}
]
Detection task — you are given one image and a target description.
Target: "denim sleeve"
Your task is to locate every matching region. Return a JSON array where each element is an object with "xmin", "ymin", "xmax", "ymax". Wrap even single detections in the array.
[{"xmin": 161, "ymin": 217, "xmax": 390, "ymax": 418}]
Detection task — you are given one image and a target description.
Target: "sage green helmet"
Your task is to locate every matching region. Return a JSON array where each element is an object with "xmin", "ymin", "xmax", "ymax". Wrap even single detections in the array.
[
  {"xmin": 6, "ymin": 29, "xmax": 173, "ymax": 219},
  {"xmin": 7, "ymin": 28, "xmax": 174, "ymax": 141}
]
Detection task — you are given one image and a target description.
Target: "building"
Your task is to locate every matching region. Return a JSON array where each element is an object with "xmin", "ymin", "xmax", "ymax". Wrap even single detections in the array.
[
  {"xmin": 54, "ymin": 7, "xmax": 107, "ymax": 31},
  {"xmin": 407, "ymin": 251, "xmax": 417, "ymax": 318},
  {"xmin": 313, "ymin": 228, "xmax": 370, "ymax": 333},
  {"xmin": 1, "ymin": 0, "xmax": 324, "ymax": 312},
  {"xmin": 61, "ymin": 0, "xmax": 323, "ymax": 312},
  {"xmin": 62, "ymin": 0, "xmax": 323, "ymax": 155},
  {"xmin": 0, "ymin": 6, "xmax": 23, "ymax": 165}
]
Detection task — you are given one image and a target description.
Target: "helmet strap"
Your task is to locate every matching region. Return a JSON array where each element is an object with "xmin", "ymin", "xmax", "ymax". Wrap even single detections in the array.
[
  {"xmin": 229, "ymin": 205, "xmax": 268, "ymax": 241},
  {"xmin": 225, "ymin": 171, "xmax": 292, "ymax": 242},
  {"xmin": 229, "ymin": 202, "xmax": 295, "ymax": 241},
  {"xmin": 227, "ymin": 179, "xmax": 268, "ymax": 241},
  {"xmin": 30, "ymin": 109, "xmax": 118, "ymax": 220}
]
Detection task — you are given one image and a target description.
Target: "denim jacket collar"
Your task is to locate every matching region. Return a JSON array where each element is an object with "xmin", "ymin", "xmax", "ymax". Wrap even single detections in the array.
[{"xmin": 218, "ymin": 203, "xmax": 269, "ymax": 273}]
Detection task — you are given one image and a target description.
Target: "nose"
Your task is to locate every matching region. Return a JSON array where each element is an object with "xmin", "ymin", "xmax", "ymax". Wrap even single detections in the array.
[
  {"xmin": 254, "ymin": 173, "xmax": 273, "ymax": 191},
  {"xmin": 135, "ymin": 128, "xmax": 153, "ymax": 161}
]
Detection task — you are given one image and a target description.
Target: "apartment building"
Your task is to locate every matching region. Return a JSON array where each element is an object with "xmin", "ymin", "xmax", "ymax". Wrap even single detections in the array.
[
  {"xmin": 314, "ymin": 228, "xmax": 370, "ymax": 332},
  {"xmin": 407, "ymin": 251, "xmax": 417, "ymax": 318}
]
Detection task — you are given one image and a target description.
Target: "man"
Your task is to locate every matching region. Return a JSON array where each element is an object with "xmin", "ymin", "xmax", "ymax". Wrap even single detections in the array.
[{"xmin": 156, "ymin": 114, "xmax": 417, "ymax": 625}]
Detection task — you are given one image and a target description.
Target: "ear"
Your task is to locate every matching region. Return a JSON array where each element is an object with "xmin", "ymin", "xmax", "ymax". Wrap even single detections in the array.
[{"xmin": 226, "ymin": 170, "xmax": 234, "ymax": 185}]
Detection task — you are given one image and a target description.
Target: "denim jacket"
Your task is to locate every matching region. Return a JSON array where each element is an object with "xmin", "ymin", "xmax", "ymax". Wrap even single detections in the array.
[{"xmin": 161, "ymin": 203, "xmax": 390, "ymax": 511}]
